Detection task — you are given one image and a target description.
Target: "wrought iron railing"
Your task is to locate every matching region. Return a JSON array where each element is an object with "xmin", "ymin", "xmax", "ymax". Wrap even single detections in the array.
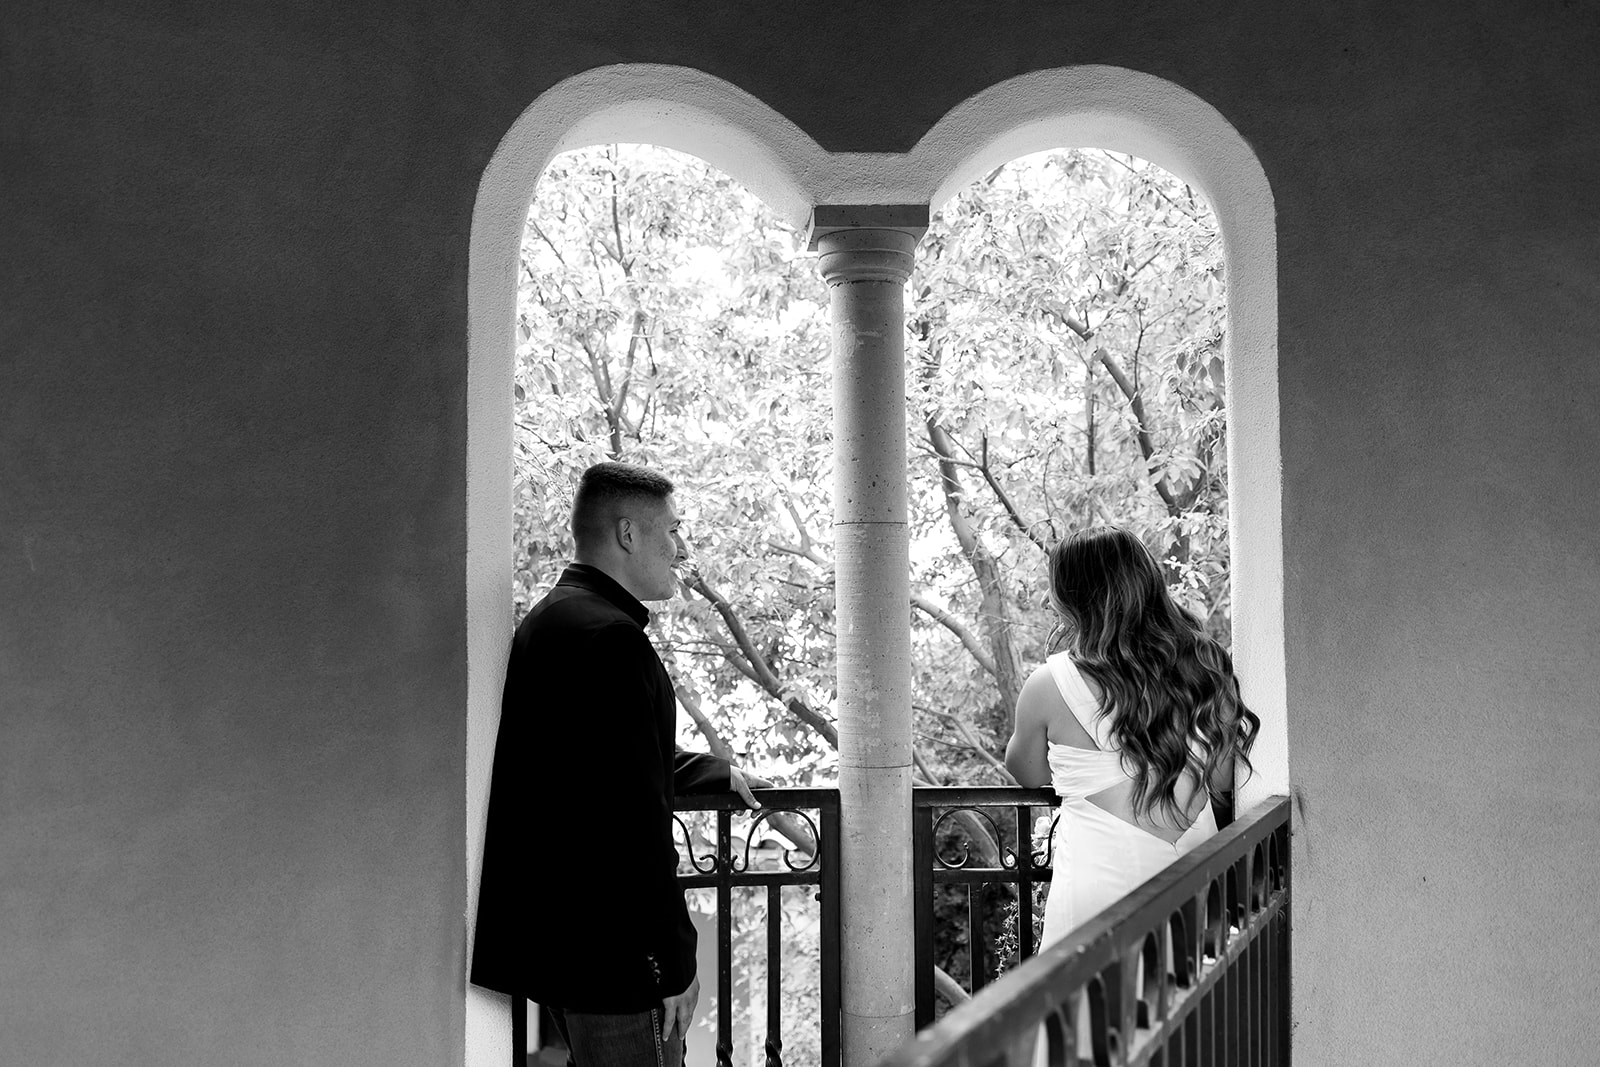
[
  {"xmin": 913, "ymin": 788, "xmax": 1060, "ymax": 1023},
  {"xmin": 518, "ymin": 790, "xmax": 1287, "ymax": 1067},
  {"xmin": 673, "ymin": 788, "xmax": 842, "ymax": 1067},
  {"xmin": 879, "ymin": 795, "xmax": 1292, "ymax": 1067}
]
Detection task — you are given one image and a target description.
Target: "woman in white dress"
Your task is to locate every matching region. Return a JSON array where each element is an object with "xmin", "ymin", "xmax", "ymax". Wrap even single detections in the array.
[{"xmin": 1005, "ymin": 526, "xmax": 1259, "ymax": 948}]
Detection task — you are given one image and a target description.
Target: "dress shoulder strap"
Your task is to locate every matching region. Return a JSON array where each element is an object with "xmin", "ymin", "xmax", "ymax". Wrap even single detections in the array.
[{"xmin": 1046, "ymin": 651, "xmax": 1118, "ymax": 751}]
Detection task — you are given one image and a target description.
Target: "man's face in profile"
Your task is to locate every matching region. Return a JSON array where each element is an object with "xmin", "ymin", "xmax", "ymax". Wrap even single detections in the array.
[{"xmin": 632, "ymin": 494, "xmax": 688, "ymax": 601}]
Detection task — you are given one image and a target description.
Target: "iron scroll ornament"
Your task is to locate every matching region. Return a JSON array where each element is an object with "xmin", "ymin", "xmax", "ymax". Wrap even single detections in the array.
[
  {"xmin": 671, "ymin": 812, "xmax": 719, "ymax": 874},
  {"xmin": 931, "ymin": 806, "xmax": 1017, "ymax": 870},
  {"xmin": 731, "ymin": 807, "xmax": 822, "ymax": 874},
  {"xmin": 930, "ymin": 805, "xmax": 1062, "ymax": 870}
]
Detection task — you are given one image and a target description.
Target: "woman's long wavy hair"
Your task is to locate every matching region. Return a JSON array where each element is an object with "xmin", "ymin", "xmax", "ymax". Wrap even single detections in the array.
[{"xmin": 1048, "ymin": 527, "xmax": 1259, "ymax": 823}]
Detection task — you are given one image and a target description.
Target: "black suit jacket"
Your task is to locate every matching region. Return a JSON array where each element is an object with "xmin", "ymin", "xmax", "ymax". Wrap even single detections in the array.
[{"xmin": 471, "ymin": 564, "xmax": 730, "ymax": 1012}]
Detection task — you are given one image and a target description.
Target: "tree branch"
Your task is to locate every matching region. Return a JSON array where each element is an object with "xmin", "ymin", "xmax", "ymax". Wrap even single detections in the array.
[
  {"xmin": 610, "ymin": 167, "xmax": 630, "ymax": 274},
  {"xmin": 922, "ymin": 414, "xmax": 1024, "ymax": 725},
  {"xmin": 1094, "ymin": 346, "xmax": 1183, "ymax": 515},
  {"xmin": 782, "ymin": 494, "xmax": 821, "ymax": 561},
  {"xmin": 685, "ymin": 571, "xmax": 840, "ymax": 749},
  {"xmin": 934, "ymin": 966, "xmax": 972, "ymax": 1007},
  {"xmin": 1041, "ymin": 301, "xmax": 1094, "ymax": 342},
  {"xmin": 911, "ymin": 593, "xmax": 998, "ymax": 679},
  {"xmin": 977, "ymin": 434, "xmax": 1050, "ymax": 551},
  {"xmin": 526, "ymin": 220, "xmax": 570, "ymax": 270},
  {"xmin": 613, "ymin": 308, "xmax": 647, "ymax": 422},
  {"xmin": 670, "ymin": 672, "xmax": 734, "ymax": 761},
  {"xmin": 917, "ymin": 705, "xmax": 1019, "ymax": 785},
  {"xmin": 578, "ymin": 335, "xmax": 627, "ymax": 459},
  {"xmin": 668, "ymin": 657, "xmax": 819, "ymax": 856},
  {"xmin": 693, "ymin": 591, "xmax": 1008, "ymax": 866}
]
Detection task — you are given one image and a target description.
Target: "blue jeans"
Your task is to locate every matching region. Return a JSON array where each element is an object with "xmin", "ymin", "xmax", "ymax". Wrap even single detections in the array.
[{"xmin": 547, "ymin": 1005, "xmax": 685, "ymax": 1067}]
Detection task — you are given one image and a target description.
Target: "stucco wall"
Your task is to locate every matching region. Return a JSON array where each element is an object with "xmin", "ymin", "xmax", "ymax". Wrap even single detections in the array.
[{"xmin": 4, "ymin": 1, "xmax": 1598, "ymax": 1064}]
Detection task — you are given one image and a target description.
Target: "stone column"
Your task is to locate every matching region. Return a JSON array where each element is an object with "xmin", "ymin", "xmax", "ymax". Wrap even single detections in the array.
[{"xmin": 808, "ymin": 205, "xmax": 928, "ymax": 1066}]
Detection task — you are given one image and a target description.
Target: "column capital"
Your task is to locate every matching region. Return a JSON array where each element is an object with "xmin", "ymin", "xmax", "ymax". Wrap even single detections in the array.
[
  {"xmin": 805, "ymin": 204, "xmax": 930, "ymax": 249},
  {"xmin": 807, "ymin": 204, "xmax": 929, "ymax": 285}
]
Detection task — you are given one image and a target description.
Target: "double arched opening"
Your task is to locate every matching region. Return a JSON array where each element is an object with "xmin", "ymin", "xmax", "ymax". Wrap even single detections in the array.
[{"xmin": 465, "ymin": 63, "xmax": 1284, "ymax": 1066}]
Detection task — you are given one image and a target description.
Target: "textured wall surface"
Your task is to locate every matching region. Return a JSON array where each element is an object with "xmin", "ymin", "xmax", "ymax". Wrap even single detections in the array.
[{"xmin": 4, "ymin": 1, "xmax": 1598, "ymax": 1064}]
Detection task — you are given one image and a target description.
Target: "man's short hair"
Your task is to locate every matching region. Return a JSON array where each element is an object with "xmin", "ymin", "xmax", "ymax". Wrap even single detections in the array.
[{"xmin": 571, "ymin": 461, "xmax": 675, "ymax": 550}]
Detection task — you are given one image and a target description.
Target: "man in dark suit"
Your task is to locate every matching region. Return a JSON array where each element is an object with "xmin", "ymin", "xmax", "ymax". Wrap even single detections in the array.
[{"xmin": 472, "ymin": 461, "xmax": 767, "ymax": 1065}]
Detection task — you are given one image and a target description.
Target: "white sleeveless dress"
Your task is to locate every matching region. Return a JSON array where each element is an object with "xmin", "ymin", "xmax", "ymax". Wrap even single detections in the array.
[{"xmin": 1039, "ymin": 652, "xmax": 1217, "ymax": 947}]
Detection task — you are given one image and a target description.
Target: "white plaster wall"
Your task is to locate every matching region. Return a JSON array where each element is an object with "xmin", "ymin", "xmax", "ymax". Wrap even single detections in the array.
[{"xmin": 7, "ymin": 3, "xmax": 1599, "ymax": 1065}]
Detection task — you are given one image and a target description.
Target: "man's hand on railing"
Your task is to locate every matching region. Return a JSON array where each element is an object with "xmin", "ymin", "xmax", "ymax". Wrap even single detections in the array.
[{"xmin": 728, "ymin": 766, "xmax": 773, "ymax": 809}]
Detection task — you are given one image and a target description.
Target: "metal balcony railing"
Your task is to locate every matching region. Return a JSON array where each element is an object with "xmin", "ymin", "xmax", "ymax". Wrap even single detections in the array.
[
  {"xmin": 519, "ymin": 791, "xmax": 1289, "ymax": 1067},
  {"xmin": 880, "ymin": 795, "xmax": 1292, "ymax": 1067},
  {"xmin": 660, "ymin": 787, "xmax": 1058, "ymax": 1067},
  {"xmin": 913, "ymin": 787, "xmax": 1061, "ymax": 1024},
  {"xmin": 673, "ymin": 788, "xmax": 842, "ymax": 1067}
]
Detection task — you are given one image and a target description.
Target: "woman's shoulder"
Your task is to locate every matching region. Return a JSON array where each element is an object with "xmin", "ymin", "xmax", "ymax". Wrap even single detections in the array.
[
  {"xmin": 1023, "ymin": 655, "xmax": 1108, "ymax": 749},
  {"xmin": 1041, "ymin": 651, "xmax": 1105, "ymax": 706},
  {"xmin": 1017, "ymin": 662, "xmax": 1063, "ymax": 721}
]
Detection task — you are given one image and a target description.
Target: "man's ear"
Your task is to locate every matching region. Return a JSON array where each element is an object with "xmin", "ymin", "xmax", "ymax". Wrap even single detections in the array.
[{"xmin": 613, "ymin": 515, "xmax": 635, "ymax": 554}]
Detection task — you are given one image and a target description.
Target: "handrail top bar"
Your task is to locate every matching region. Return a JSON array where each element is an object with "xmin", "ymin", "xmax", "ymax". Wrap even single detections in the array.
[
  {"xmin": 912, "ymin": 787, "xmax": 1059, "ymax": 807},
  {"xmin": 672, "ymin": 786, "xmax": 840, "ymax": 811},
  {"xmin": 876, "ymin": 794, "xmax": 1291, "ymax": 1067},
  {"xmin": 1018, "ymin": 793, "xmax": 1288, "ymax": 966},
  {"xmin": 675, "ymin": 785, "xmax": 1071, "ymax": 811},
  {"xmin": 672, "ymin": 784, "xmax": 1065, "ymax": 812}
]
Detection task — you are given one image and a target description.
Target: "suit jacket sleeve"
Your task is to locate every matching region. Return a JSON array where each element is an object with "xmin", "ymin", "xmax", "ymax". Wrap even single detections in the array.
[{"xmin": 674, "ymin": 747, "xmax": 732, "ymax": 794}]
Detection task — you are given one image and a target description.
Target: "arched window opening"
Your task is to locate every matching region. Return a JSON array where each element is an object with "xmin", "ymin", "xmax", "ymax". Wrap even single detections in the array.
[
  {"xmin": 517, "ymin": 143, "xmax": 831, "ymax": 1066},
  {"xmin": 910, "ymin": 148, "xmax": 1231, "ymax": 762},
  {"xmin": 516, "ymin": 143, "xmax": 835, "ymax": 773},
  {"xmin": 518, "ymin": 141, "xmax": 1232, "ymax": 1025},
  {"xmin": 466, "ymin": 63, "xmax": 1283, "ymax": 1067},
  {"xmin": 520, "ymin": 146, "xmax": 1230, "ymax": 777},
  {"xmin": 909, "ymin": 147, "xmax": 1231, "ymax": 1008}
]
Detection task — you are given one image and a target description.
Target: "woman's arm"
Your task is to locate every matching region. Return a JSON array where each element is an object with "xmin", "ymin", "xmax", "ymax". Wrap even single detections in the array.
[{"xmin": 1005, "ymin": 665, "xmax": 1058, "ymax": 788}]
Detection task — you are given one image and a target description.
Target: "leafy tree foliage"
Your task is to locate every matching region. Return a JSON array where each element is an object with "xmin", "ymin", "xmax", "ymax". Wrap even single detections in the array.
[
  {"xmin": 513, "ymin": 142, "xmax": 1231, "ymax": 1019},
  {"xmin": 513, "ymin": 143, "xmax": 1230, "ymax": 798}
]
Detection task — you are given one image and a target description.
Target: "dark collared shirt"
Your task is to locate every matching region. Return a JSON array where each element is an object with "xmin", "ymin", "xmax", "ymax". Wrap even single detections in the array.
[{"xmin": 471, "ymin": 564, "xmax": 730, "ymax": 1011}]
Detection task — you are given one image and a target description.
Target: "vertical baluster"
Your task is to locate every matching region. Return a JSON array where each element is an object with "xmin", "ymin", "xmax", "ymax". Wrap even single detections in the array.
[
  {"xmin": 1121, "ymin": 943, "xmax": 1139, "ymax": 1062},
  {"xmin": 1254, "ymin": 849, "xmax": 1266, "ymax": 1067},
  {"xmin": 1271, "ymin": 908, "xmax": 1283, "ymax": 1067},
  {"xmin": 1255, "ymin": 922, "xmax": 1265, "ymax": 1067},
  {"xmin": 766, "ymin": 883, "xmax": 784, "ymax": 1067},
  {"xmin": 1278, "ymin": 823, "xmax": 1292, "ymax": 1067},
  {"xmin": 1249, "ymin": 878, "xmax": 1259, "ymax": 1063},
  {"xmin": 1272, "ymin": 906, "xmax": 1285, "ymax": 1067},
  {"xmin": 511, "ymin": 995, "xmax": 525, "ymax": 1067},
  {"xmin": 820, "ymin": 796, "xmax": 842, "ymax": 1067},
  {"xmin": 717, "ymin": 809, "xmax": 734, "ymax": 1067},
  {"xmin": 913, "ymin": 804, "xmax": 935, "ymax": 1027},
  {"xmin": 1061, "ymin": 995, "xmax": 1080, "ymax": 1067},
  {"xmin": 1241, "ymin": 940, "xmax": 1254, "ymax": 1062},
  {"xmin": 1209, "ymin": 926, "xmax": 1221, "ymax": 1064},
  {"xmin": 1225, "ymin": 950, "xmax": 1238, "ymax": 1067},
  {"xmin": 1157, "ymin": 918, "xmax": 1172, "ymax": 1026},
  {"xmin": 1244, "ymin": 937, "xmax": 1254, "ymax": 1065},
  {"xmin": 1259, "ymin": 932, "xmax": 1268, "ymax": 1067},
  {"xmin": 1236, "ymin": 937, "xmax": 1248, "ymax": 1067},
  {"xmin": 968, "ymin": 883, "xmax": 986, "ymax": 993},
  {"xmin": 1261, "ymin": 912, "xmax": 1272, "ymax": 1067},
  {"xmin": 1215, "ymin": 954, "xmax": 1227, "ymax": 1067},
  {"xmin": 1016, "ymin": 804, "xmax": 1035, "ymax": 963}
]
